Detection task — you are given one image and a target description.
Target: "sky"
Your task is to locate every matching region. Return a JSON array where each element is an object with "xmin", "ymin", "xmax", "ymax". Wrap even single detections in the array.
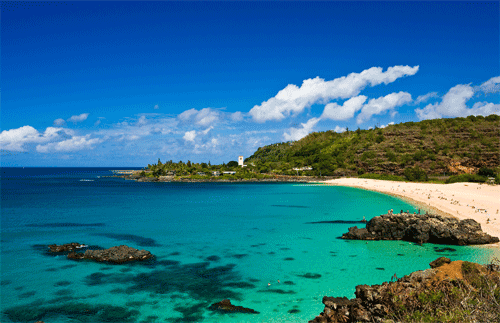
[{"xmin": 1, "ymin": 1, "xmax": 499, "ymax": 167}]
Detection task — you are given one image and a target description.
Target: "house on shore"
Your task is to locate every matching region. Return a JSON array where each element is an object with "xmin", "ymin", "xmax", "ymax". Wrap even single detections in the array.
[
  {"xmin": 223, "ymin": 171, "xmax": 236, "ymax": 175},
  {"xmin": 292, "ymin": 166, "xmax": 313, "ymax": 171}
]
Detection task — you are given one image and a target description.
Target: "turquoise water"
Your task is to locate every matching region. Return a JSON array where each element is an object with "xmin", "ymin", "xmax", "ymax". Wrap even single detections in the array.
[{"xmin": 1, "ymin": 168, "xmax": 497, "ymax": 322}]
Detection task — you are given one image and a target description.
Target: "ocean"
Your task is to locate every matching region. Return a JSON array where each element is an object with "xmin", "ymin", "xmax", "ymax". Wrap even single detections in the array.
[{"xmin": 1, "ymin": 167, "xmax": 496, "ymax": 322}]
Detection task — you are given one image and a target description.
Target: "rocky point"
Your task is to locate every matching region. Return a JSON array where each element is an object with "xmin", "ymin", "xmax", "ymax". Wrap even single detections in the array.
[{"xmin": 341, "ymin": 211, "xmax": 499, "ymax": 245}]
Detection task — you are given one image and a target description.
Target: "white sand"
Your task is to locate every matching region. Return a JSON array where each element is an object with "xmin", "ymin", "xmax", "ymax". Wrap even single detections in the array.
[{"xmin": 316, "ymin": 178, "xmax": 500, "ymax": 246}]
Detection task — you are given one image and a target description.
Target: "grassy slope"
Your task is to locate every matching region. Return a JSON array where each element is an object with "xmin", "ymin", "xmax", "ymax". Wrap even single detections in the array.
[{"xmin": 246, "ymin": 115, "xmax": 500, "ymax": 177}]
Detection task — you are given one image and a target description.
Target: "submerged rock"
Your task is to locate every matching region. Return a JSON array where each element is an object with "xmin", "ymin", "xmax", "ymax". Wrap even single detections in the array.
[
  {"xmin": 67, "ymin": 245, "xmax": 153, "ymax": 264},
  {"xmin": 208, "ymin": 299, "xmax": 259, "ymax": 314},
  {"xmin": 341, "ymin": 212, "xmax": 499, "ymax": 245}
]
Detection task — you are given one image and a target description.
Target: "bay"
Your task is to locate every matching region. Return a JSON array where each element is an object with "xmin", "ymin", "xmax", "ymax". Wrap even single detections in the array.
[{"xmin": 1, "ymin": 168, "xmax": 495, "ymax": 322}]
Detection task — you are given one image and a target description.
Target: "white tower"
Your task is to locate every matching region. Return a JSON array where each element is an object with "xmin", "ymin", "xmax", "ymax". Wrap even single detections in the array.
[{"xmin": 238, "ymin": 156, "xmax": 244, "ymax": 167}]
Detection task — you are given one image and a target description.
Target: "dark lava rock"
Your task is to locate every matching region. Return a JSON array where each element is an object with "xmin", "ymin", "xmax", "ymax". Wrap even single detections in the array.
[
  {"xmin": 208, "ymin": 299, "xmax": 259, "ymax": 314},
  {"xmin": 430, "ymin": 257, "xmax": 451, "ymax": 268},
  {"xmin": 309, "ymin": 257, "xmax": 500, "ymax": 323},
  {"xmin": 67, "ymin": 245, "xmax": 153, "ymax": 264},
  {"xmin": 341, "ymin": 212, "xmax": 499, "ymax": 245},
  {"xmin": 48, "ymin": 243, "xmax": 87, "ymax": 253},
  {"xmin": 309, "ymin": 267, "xmax": 439, "ymax": 323}
]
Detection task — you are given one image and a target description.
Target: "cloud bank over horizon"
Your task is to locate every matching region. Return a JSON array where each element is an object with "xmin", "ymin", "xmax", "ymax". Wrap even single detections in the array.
[{"xmin": 1, "ymin": 68, "xmax": 499, "ymax": 164}]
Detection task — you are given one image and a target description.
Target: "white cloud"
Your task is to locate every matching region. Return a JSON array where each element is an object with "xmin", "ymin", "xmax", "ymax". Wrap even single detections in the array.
[
  {"xmin": 230, "ymin": 111, "xmax": 244, "ymax": 122},
  {"xmin": 356, "ymin": 92, "xmax": 412, "ymax": 124},
  {"xmin": 178, "ymin": 108, "xmax": 219, "ymax": 127},
  {"xmin": 195, "ymin": 108, "xmax": 219, "ymax": 126},
  {"xmin": 479, "ymin": 76, "xmax": 500, "ymax": 94},
  {"xmin": 53, "ymin": 118, "xmax": 65, "ymax": 126},
  {"xmin": 469, "ymin": 102, "xmax": 500, "ymax": 116},
  {"xmin": 334, "ymin": 126, "xmax": 346, "ymax": 133},
  {"xmin": 321, "ymin": 95, "xmax": 367, "ymax": 120},
  {"xmin": 249, "ymin": 65, "xmax": 419, "ymax": 122},
  {"xmin": 283, "ymin": 117, "xmax": 320, "ymax": 141},
  {"xmin": 201, "ymin": 126, "xmax": 213, "ymax": 135},
  {"xmin": 68, "ymin": 113, "xmax": 89, "ymax": 123},
  {"xmin": 94, "ymin": 117, "xmax": 105, "ymax": 126},
  {"xmin": 36, "ymin": 135, "xmax": 101, "ymax": 153},
  {"xmin": 380, "ymin": 122, "xmax": 395, "ymax": 129},
  {"xmin": 193, "ymin": 137, "xmax": 220, "ymax": 154},
  {"xmin": 183, "ymin": 130, "xmax": 196, "ymax": 142},
  {"xmin": 154, "ymin": 104, "xmax": 159, "ymax": 109},
  {"xmin": 96, "ymin": 115, "xmax": 179, "ymax": 142},
  {"xmin": 0, "ymin": 126, "xmax": 73, "ymax": 151},
  {"xmin": 414, "ymin": 92, "xmax": 439, "ymax": 105},
  {"xmin": 178, "ymin": 108, "xmax": 198, "ymax": 121},
  {"xmin": 415, "ymin": 84, "xmax": 475, "ymax": 120}
]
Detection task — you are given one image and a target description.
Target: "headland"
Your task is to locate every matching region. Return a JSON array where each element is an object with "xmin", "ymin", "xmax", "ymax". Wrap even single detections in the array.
[{"xmin": 316, "ymin": 178, "xmax": 500, "ymax": 245}]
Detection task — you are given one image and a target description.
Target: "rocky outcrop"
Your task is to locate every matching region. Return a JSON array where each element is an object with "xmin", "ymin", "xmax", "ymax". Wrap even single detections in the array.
[
  {"xmin": 48, "ymin": 242, "xmax": 88, "ymax": 253},
  {"xmin": 309, "ymin": 258, "xmax": 500, "ymax": 323},
  {"xmin": 341, "ymin": 212, "xmax": 499, "ymax": 245},
  {"xmin": 67, "ymin": 245, "xmax": 153, "ymax": 264},
  {"xmin": 208, "ymin": 299, "xmax": 259, "ymax": 314}
]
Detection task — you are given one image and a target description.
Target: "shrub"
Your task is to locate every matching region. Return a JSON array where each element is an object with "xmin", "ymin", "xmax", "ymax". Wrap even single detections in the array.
[
  {"xmin": 485, "ymin": 114, "xmax": 500, "ymax": 122},
  {"xmin": 404, "ymin": 166, "xmax": 428, "ymax": 182},
  {"xmin": 477, "ymin": 168, "xmax": 495, "ymax": 177},
  {"xmin": 445, "ymin": 174, "xmax": 487, "ymax": 184},
  {"xmin": 386, "ymin": 151, "xmax": 397, "ymax": 162}
]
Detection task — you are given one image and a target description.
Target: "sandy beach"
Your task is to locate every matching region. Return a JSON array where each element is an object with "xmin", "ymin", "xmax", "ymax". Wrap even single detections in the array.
[{"xmin": 316, "ymin": 178, "xmax": 500, "ymax": 246}]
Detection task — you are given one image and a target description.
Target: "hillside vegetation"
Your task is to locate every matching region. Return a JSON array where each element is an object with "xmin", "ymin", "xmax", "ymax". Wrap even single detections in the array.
[{"xmin": 246, "ymin": 115, "xmax": 500, "ymax": 179}]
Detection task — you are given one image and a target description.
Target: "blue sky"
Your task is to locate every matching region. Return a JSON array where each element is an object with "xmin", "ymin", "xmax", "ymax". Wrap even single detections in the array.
[{"xmin": 1, "ymin": 1, "xmax": 499, "ymax": 167}]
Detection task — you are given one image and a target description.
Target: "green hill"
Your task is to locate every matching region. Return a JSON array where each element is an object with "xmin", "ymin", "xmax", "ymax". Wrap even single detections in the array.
[{"xmin": 245, "ymin": 114, "xmax": 500, "ymax": 179}]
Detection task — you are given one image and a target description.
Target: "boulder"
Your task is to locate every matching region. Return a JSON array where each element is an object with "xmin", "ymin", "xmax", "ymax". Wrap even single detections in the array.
[
  {"xmin": 208, "ymin": 299, "xmax": 259, "ymax": 314},
  {"xmin": 67, "ymin": 245, "xmax": 153, "ymax": 264},
  {"xmin": 341, "ymin": 212, "xmax": 499, "ymax": 245},
  {"xmin": 429, "ymin": 257, "xmax": 451, "ymax": 268}
]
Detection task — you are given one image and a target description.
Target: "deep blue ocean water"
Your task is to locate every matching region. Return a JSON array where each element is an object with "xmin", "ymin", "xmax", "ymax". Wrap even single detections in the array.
[{"xmin": 1, "ymin": 167, "xmax": 497, "ymax": 323}]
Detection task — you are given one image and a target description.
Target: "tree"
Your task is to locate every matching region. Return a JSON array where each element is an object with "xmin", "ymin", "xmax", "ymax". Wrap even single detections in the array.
[
  {"xmin": 478, "ymin": 168, "xmax": 495, "ymax": 177},
  {"xmin": 227, "ymin": 161, "xmax": 238, "ymax": 168},
  {"xmin": 404, "ymin": 166, "xmax": 428, "ymax": 182},
  {"xmin": 187, "ymin": 160, "xmax": 191, "ymax": 167}
]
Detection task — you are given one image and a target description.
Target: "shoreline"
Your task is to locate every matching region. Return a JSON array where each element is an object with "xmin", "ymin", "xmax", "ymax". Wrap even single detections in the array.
[{"xmin": 314, "ymin": 178, "xmax": 500, "ymax": 248}]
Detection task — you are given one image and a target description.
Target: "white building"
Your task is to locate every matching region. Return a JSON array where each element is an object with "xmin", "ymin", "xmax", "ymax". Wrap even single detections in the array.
[
  {"xmin": 292, "ymin": 166, "xmax": 313, "ymax": 171},
  {"xmin": 238, "ymin": 156, "xmax": 244, "ymax": 166}
]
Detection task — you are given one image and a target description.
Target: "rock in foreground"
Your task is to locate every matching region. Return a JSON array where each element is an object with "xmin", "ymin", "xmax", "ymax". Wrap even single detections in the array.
[
  {"xmin": 208, "ymin": 299, "xmax": 259, "ymax": 314},
  {"xmin": 341, "ymin": 212, "xmax": 499, "ymax": 245},
  {"xmin": 68, "ymin": 245, "xmax": 153, "ymax": 264},
  {"xmin": 309, "ymin": 258, "xmax": 500, "ymax": 323}
]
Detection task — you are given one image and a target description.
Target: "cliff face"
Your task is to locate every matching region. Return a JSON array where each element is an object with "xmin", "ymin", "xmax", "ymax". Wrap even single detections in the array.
[
  {"xmin": 309, "ymin": 259, "xmax": 500, "ymax": 323},
  {"xmin": 341, "ymin": 212, "xmax": 499, "ymax": 245}
]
